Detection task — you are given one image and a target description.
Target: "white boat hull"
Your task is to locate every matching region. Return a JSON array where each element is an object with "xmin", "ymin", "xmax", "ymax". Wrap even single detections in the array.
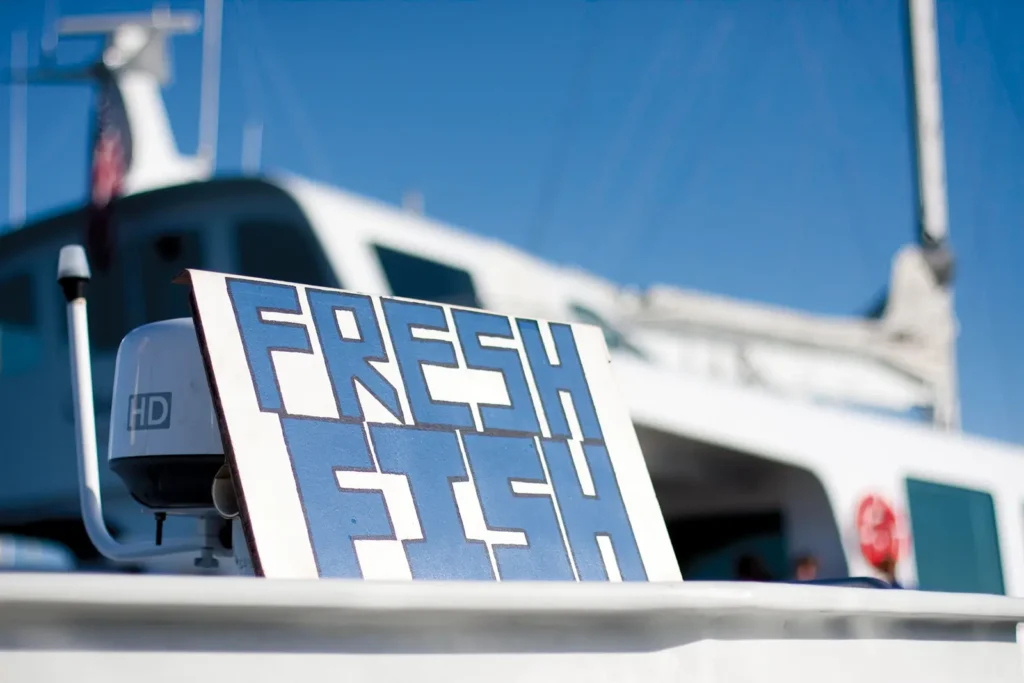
[{"xmin": 1, "ymin": 574, "xmax": 1022, "ymax": 682}]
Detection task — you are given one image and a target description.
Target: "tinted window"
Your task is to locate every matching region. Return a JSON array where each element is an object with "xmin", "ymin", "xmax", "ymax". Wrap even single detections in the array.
[
  {"xmin": 141, "ymin": 231, "xmax": 205, "ymax": 323},
  {"xmin": 668, "ymin": 511, "xmax": 787, "ymax": 580},
  {"xmin": 235, "ymin": 221, "xmax": 336, "ymax": 288},
  {"xmin": 906, "ymin": 478, "xmax": 1004, "ymax": 595},
  {"xmin": 374, "ymin": 245, "xmax": 480, "ymax": 308},
  {"xmin": 570, "ymin": 303, "xmax": 646, "ymax": 359},
  {"xmin": 0, "ymin": 272, "xmax": 39, "ymax": 376}
]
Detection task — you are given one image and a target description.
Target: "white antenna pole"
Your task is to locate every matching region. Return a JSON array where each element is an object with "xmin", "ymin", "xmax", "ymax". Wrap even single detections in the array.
[
  {"xmin": 241, "ymin": 120, "xmax": 263, "ymax": 174},
  {"xmin": 57, "ymin": 245, "xmax": 206, "ymax": 561},
  {"xmin": 8, "ymin": 30, "xmax": 27, "ymax": 229},
  {"xmin": 403, "ymin": 189, "xmax": 424, "ymax": 215},
  {"xmin": 42, "ymin": 0, "xmax": 59, "ymax": 55},
  {"xmin": 198, "ymin": 0, "xmax": 223, "ymax": 168},
  {"xmin": 907, "ymin": 0, "xmax": 958, "ymax": 430},
  {"xmin": 907, "ymin": 0, "xmax": 948, "ymax": 247}
]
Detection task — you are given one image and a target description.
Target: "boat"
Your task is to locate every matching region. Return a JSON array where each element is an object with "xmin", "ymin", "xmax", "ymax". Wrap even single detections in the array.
[
  {"xmin": 0, "ymin": 0, "xmax": 1019, "ymax": 598},
  {"xmin": 3, "ymin": 3, "xmax": 1024, "ymax": 679}
]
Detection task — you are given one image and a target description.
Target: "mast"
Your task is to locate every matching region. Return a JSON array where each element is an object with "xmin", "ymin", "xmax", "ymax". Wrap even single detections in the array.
[
  {"xmin": 403, "ymin": 189, "xmax": 425, "ymax": 215},
  {"xmin": 241, "ymin": 120, "xmax": 262, "ymax": 174},
  {"xmin": 907, "ymin": 0, "xmax": 950, "ymax": 250},
  {"xmin": 906, "ymin": 0, "xmax": 958, "ymax": 430}
]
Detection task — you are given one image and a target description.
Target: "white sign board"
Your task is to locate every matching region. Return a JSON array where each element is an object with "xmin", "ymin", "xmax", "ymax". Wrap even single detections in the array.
[{"xmin": 185, "ymin": 270, "xmax": 681, "ymax": 582}]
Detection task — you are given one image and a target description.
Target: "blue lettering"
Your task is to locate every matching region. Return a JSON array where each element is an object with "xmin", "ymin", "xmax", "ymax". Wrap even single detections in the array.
[
  {"xmin": 370, "ymin": 424, "xmax": 493, "ymax": 580},
  {"xmin": 307, "ymin": 289, "xmax": 403, "ymax": 422},
  {"xmin": 518, "ymin": 321, "xmax": 602, "ymax": 440},
  {"xmin": 542, "ymin": 439, "xmax": 647, "ymax": 581},
  {"xmin": 382, "ymin": 300, "xmax": 474, "ymax": 429},
  {"xmin": 462, "ymin": 433, "xmax": 574, "ymax": 580},
  {"xmin": 281, "ymin": 417, "xmax": 393, "ymax": 578},
  {"xmin": 453, "ymin": 310, "xmax": 540, "ymax": 435},
  {"xmin": 227, "ymin": 279, "xmax": 312, "ymax": 413}
]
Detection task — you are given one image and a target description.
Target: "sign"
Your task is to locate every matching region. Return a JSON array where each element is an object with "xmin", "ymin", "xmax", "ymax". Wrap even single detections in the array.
[
  {"xmin": 856, "ymin": 494, "xmax": 902, "ymax": 568},
  {"xmin": 185, "ymin": 270, "xmax": 681, "ymax": 582}
]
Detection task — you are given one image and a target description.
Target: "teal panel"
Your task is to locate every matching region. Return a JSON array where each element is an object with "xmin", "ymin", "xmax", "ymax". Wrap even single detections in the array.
[{"xmin": 906, "ymin": 478, "xmax": 1005, "ymax": 595}]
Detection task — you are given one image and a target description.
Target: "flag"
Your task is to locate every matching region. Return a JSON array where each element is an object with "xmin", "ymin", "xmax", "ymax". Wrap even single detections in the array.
[{"xmin": 85, "ymin": 76, "xmax": 129, "ymax": 272}]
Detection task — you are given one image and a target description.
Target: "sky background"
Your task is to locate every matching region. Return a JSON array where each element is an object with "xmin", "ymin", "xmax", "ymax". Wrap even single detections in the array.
[{"xmin": 0, "ymin": 0, "xmax": 1021, "ymax": 443}]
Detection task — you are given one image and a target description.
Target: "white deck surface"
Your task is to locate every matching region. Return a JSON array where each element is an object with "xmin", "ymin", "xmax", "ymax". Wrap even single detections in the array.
[{"xmin": 1, "ymin": 573, "xmax": 1023, "ymax": 682}]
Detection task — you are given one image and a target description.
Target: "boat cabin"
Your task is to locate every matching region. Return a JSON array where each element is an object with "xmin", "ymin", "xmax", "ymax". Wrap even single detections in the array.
[
  {"xmin": 2, "ymin": 3, "xmax": 1022, "ymax": 593},
  {"xmin": 2, "ymin": 174, "xmax": 1024, "ymax": 595}
]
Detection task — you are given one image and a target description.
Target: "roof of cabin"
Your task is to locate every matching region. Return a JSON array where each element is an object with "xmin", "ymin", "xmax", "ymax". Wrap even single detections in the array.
[{"xmin": 0, "ymin": 176, "xmax": 298, "ymax": 261}]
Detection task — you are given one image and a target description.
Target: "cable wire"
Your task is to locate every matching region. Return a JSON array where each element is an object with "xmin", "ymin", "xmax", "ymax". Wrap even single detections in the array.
[{"xmin": 527, "ymin": 4, "xmax": 602, "ymax": 254}]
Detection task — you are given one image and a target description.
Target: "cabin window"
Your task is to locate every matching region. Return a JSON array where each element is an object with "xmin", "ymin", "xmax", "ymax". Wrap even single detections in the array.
[
  {"xmin": 374, "ymin": 245, "xmax": 481, "ymax": 309},
  {"xmin": 141, "ymin": 230, "xmax": 205, "ymax": 324},
  {"xmin": 91, "ymin": 259, "xmax": 131, "ymax": 352},
  {"xmin": 235, "ymin": 221, "xmax": 337, "ymax": 289},
  {"xmin": 906, "ymin": 478, "xmax": 1005, "ymax": 595},
  {"xmin": 0, "ymin": 272, "xmax": 39, "ymax": 376}
]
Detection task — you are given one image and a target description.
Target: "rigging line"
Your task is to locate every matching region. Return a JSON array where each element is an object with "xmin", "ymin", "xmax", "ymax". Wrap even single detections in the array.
[
  {"xmin": 786, "ymin": 1, "xmax": 876, "ymax": 292},
  {"xmin": 972, "ymin": 5, "xmax": 1024, "ymax": 213},
  {"xmin": 833, "ymin": 0, "xmax": 903, "ymax": 123},
  {"xmin": 604, "ymin": 11, "xmax": 735, "ymax": 281},
  {"xmin": 42, "ymin": 0, "xmax": 60, "ymax": 53},
  {"xmin": 8, "ymin": 30, "xmax": 27, "ymax": 228},
  {"xmin": 956, "ymin": 47, "xmax": 1016, "ymax": 436},
  {"xmin": 617, "ymin": 20, "xmax": 736, "ymax": 283},
  {"xmin": 835, "ymin": 2, "xmax": 919, "ymax": 286},
  {"xmin": 974, "ymin": 6, "xmax": 1024, "ymax": 137},
  {"xmin": 229, "ymin": 0, "xmax": 266, "ymax": 121},
  {"xmin": 32, "ymin": 99, "xmax": 81, "ymax": 174},
  {"xmin": 230, "ymin": 0, "xmax": 267, "ymax": 174},
  {"xmin": 238, "ymin": 0, "xmax": 334, "ymax": 182},
  {"xmin": 586, "ymin": 15, "xmax": 687, "ymax": 225},
  {"xmin": 526, "ymin": 4, "xmax": 602, "ymax": 255},
  {"xmin": 962, "ymin": 200, "xmax": 1015, "ymax": 434}
]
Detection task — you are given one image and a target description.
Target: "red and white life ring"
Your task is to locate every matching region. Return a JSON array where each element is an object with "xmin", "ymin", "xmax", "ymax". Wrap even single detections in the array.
[{"xmin": 855, "ymin": 494, "xmax": 906, "ymax": 568}]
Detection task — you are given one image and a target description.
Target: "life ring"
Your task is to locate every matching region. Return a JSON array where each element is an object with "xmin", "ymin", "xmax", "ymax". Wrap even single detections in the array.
[{"xmin": 855, "ymin": 494, "xmax": 903, "ymax": 569}]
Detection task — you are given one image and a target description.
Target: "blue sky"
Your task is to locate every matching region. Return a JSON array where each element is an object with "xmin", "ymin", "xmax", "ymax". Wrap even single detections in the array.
[{"xmin": 0, "ymin": 0, "xmax": 1022, "ymax": 443}]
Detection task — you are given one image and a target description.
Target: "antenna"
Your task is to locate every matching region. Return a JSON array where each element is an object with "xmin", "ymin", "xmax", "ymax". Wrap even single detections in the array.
[
  {"xmin": 198, "ymin": 0, "xmax": 223, "ymax": 167},
  {"xmin": 906, "ymin": 0, "xmax": 958, "ymax": 430},
  {"xmin": 241, "ymin": 120, "xmax": 262, "ymax": 174},
  {"xmin": 907, "ymin": 0, "xmax": 949, "ymax": 250},
  {"xmin": 403, "ymin": 189, "xmax": 425, "ymax": 216},
  {"xmin": 41, "ymin": 0, "xmax": 59, "ymax": 56},
  {"xmin": 57, "ymin": 245, "xmax": 208, "ymax": 562},
  {"xmin": 22, "ymin": 9, "xmax": 211, "ymax": 194},
  {"xmin": 8, "ymin": 30, "xmax": 27, "ymax": 229}
]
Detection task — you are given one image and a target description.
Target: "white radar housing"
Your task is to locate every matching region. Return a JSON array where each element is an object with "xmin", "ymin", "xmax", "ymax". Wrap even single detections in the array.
[{"xmin": 108, "ymin": 317, "xmax": 225, "ymax": 511}]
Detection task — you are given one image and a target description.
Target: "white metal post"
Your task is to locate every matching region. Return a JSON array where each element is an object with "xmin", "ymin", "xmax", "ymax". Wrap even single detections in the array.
[
  {"xmin": 198, "ymin": 0, "xmax": 223, "ymax": 167},
  {"xmin": 907, "ymin": 0, "xmax": 959, "ymax": 430},
  {"xmin": 8, "ymin": 30, "xmax": 26, "ymax": 229}
]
